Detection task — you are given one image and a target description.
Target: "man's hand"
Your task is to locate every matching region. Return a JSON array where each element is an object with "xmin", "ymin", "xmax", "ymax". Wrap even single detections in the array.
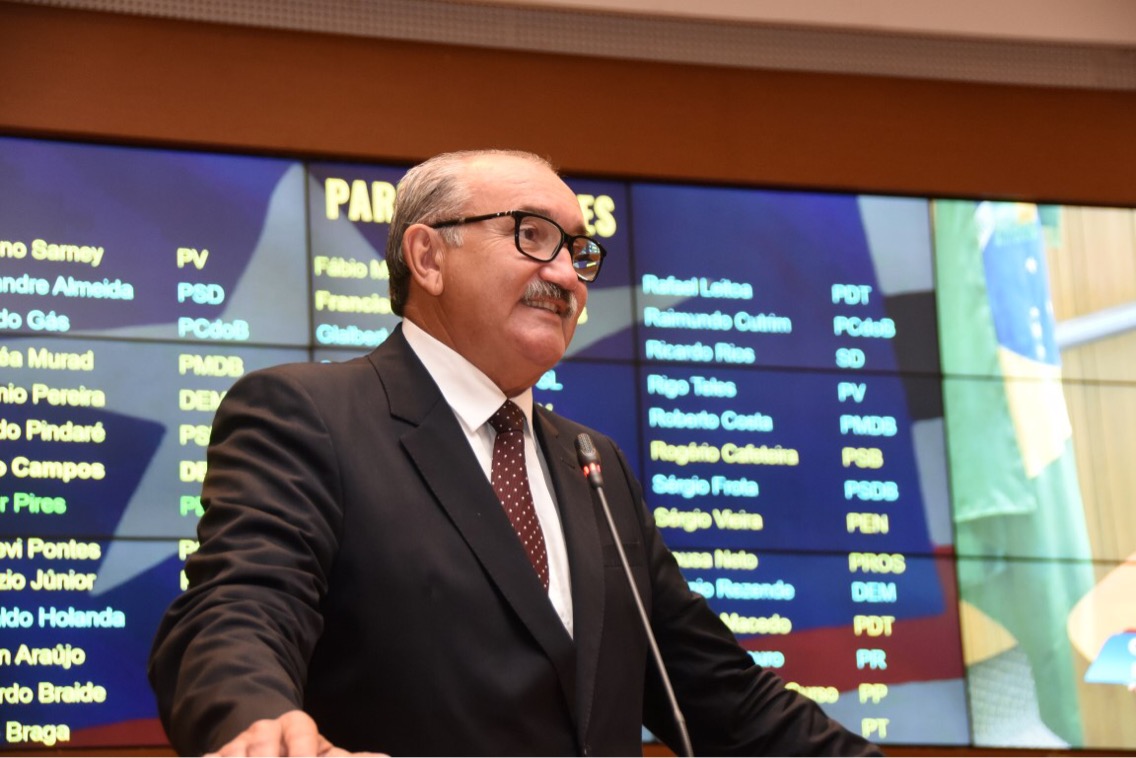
[{"xmin": 206, "ymin": 710, "xmax": 381, "ymax": 757}]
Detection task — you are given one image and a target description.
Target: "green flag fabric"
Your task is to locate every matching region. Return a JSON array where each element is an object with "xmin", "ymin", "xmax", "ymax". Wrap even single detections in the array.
[{"xmin": 935, "ymin": 200, "xmax": 1095, "ymax": 745}]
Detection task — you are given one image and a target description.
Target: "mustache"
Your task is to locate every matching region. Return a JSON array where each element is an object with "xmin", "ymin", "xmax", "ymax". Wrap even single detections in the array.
[{"xmin": 522, "ymin": 280, "xmax": 579, "ymax": 319}]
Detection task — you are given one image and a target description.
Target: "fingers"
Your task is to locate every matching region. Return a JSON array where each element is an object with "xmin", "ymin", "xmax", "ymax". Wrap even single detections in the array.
[
  {"xmin": 203, "ymin": 710, "xmax": 387, "ymax": 757},
  {"xmin": 278, "ymin": 711, "xmax": 325, "ymax": 756},
  {"xmin": 206, "ymin": 710, "xmax": 325, "ymax": 757}
]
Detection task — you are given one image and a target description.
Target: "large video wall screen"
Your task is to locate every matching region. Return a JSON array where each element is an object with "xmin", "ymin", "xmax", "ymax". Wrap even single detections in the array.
[{"xmin": 2, "ymin": 136, "xmax": 1134, "ymax": 752}]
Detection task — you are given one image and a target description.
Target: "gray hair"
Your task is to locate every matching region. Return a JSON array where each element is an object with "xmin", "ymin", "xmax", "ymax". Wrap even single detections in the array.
[{"xmin": 385, "ymin": 149, "xmax": 555, "ymax": 315}]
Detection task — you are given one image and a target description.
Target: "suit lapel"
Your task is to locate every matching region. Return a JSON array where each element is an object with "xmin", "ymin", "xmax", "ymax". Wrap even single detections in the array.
[
  {"xmin": 368, "ymin": 329, "xmax": 578, "ymax": 724},
  {"xmin": 534, "ymin": 410, "xmax": 606, "ymax": 748}
]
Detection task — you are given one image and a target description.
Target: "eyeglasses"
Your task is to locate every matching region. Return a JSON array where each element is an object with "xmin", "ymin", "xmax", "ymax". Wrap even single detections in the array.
[{"xmin": 429, "ymin": 210, "xmax": 607, "ymax": 282}]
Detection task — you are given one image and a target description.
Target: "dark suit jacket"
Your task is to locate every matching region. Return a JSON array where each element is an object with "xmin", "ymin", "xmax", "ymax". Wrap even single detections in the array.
[{"xmin": 149, "ymin": 327, "xmax": 877, "ymax": 756}]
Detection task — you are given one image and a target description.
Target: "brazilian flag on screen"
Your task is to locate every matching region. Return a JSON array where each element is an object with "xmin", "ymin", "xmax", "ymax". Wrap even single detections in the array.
[{"xmin": 935, "ymin": 200, "xmax": 1095, "ymax": 746}]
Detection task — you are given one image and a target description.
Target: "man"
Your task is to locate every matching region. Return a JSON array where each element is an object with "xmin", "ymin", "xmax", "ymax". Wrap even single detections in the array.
[{"xmin": 149, "ymin": 149, "xmax": 878, "ymax": 756}]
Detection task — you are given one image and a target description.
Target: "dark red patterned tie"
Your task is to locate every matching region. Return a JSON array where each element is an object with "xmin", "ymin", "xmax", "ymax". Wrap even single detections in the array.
[{"xmin": 488, "ymin": 400, "xmax": 550, "ymax": 591}]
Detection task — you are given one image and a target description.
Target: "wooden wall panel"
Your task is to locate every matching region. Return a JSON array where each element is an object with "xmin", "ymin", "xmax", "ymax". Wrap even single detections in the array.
[{"xmin": 1, "ymin": 3, "xmax": 1135, "ymax": 206}]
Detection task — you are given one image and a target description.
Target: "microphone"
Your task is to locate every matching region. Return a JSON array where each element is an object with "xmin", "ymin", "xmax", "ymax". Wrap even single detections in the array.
[{"xmin": 574, "ymin": 433, "xmax": 694, "ymax": 758}]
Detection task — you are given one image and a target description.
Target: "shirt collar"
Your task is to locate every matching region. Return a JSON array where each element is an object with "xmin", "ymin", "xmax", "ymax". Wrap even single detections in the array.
[{"xmin": 401, "ymin": 319, "xmax": 534, "ymax": 434}]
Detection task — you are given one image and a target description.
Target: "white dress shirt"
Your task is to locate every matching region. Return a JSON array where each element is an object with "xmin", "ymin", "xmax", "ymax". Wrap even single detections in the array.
[{"xmin": 402, "ymin": 320, "xmax": 574, "ymax": 636}]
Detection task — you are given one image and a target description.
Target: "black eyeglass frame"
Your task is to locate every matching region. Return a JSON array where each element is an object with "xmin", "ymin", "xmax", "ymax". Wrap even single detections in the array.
[{"xmin": 428, "ymin": 210, "xmax": 607, "ymax": 282}]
